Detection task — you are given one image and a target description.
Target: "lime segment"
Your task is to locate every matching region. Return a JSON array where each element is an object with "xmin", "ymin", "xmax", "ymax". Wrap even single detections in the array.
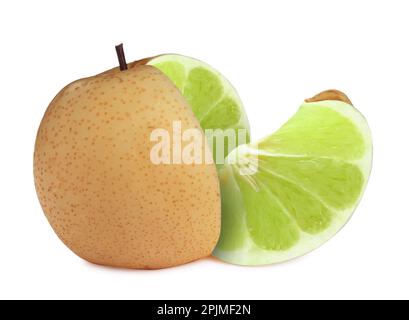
[
  {"xmin": 201, "ymin": 97, "xmax": 242, "ymax": 130},
  {"xmin": 151, "ymin": 61, "xmax": 186, "ymax": 91},
  {"xmin": 259, "ymin": 103, "xmax": 366, "ymax": 160},
  {"xmin": 184, "ymin": 67, "xmax": 224, "ymax": 120},
  {"xmin": 257, "ymin": 156, "xmax": 365, "ymax": 209}
]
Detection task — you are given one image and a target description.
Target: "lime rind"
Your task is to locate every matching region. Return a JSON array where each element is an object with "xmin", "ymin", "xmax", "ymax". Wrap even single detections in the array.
[{"xmin": 213, "ymin": 100, "xmax": 373, "ymax": 265}]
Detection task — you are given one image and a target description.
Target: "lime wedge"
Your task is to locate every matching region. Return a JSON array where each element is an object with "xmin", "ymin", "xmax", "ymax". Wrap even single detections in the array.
[
  {"xmin": 148, "ymin": 55, "xmax": 250, "ymax": 162},
  {"xmin": 213, "ymin": 91, "xmax": 373, "ymax": 265}
]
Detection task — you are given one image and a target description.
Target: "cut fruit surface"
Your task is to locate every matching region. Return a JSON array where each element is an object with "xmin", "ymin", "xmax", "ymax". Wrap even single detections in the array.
[
  {"xmin": 148, "ymin": 55, "xmax": 250, "ymax": 162},
  {"xmin": 213, "ymin": 92, "xmax": 372, "ymax": 265}
]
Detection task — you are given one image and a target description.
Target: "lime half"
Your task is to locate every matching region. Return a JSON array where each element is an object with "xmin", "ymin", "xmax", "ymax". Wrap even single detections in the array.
[
  {"xmin": 148, "ymin": 55, "xmax": 250, "ymax": 162},
  {"xmin": 213, "ymin": 90, "xmax": 373, "ymax": 265}
]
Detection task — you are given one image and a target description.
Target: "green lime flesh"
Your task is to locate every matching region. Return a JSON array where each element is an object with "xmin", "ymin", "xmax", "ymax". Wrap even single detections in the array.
[{"xmin": 148, "ymin": 55, "xmax": 250, "ymax": 163}]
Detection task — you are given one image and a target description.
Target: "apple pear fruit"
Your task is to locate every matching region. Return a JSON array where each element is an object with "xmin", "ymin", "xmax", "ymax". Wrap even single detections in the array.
[{"xmin": 34, "ymin": 45, "xmax": 221, "ymax": 269}]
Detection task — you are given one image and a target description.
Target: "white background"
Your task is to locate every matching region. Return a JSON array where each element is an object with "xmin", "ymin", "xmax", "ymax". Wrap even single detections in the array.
[{"xmin": 0, "ymin": 0, "xmax": 408, "ymax": 300}]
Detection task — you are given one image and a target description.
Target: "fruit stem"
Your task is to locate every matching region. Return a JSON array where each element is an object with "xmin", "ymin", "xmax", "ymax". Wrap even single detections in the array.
[{"xmin": 115, "ymin": 44, "xmax": 128, "ymax": 71}]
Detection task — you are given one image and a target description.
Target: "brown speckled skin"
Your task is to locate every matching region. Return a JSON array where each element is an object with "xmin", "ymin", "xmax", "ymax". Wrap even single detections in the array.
[{"xmin": 34, "ymin": 65, "xmax": 221, "ymax": 269}]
